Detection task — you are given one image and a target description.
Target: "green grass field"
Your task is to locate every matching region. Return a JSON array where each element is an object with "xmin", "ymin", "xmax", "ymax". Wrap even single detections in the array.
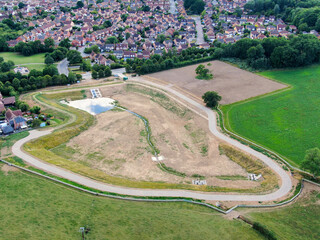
[
  {"xmin": 0, "ymin": 52, "xmax": 45, "ymax": 65},
  {"xmin": 0, "ymin": 168, "xmax": 261, "ymax": 240},
  {"xmin": 22, "ymin": 64, "xmax": 47, "ymax": 71},
  {"xmin": 248, "ymin": 190, "xmax": 320, "ymax": 240},
  {"xmin": 221, "ymin": 64, "xmax": 320, "ymax": 166}
]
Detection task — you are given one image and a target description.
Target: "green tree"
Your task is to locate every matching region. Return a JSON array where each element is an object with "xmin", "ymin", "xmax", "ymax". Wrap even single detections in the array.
[
  {"xmin": 1, "ymin": 62, "xmax": 11, "ymax": 72},
  {"xmin": 106, "ymin": 36, "xmax": 118, "ymax": 44},
  {"xmin": 12, "ymin": 78, "xmax": 20, "ymax": 90},
  {"xmin": 30, "ymin": 106, "xmax": 41, "ymax": 114},
  {"xmin": 302, "ymin": 148, "xmax": 320, "ymax": 177},
  {"xmin": 98, "ymin": 69, "xmax": 104, "ymax": 78},
  {"xmin": 68, "ymin": 72, "xmax": 76, "ymax": 83},
  {"xmin": 195, "ymin": 64, "xmax": 212, "ymax": 79},
  {"xmin": 0, "ymin": 37, "xmax": 9, "ymax": 52},
  {"xmin": 92, "ymin": 70, "xmax": 98, "ymax": 79},
  {"xmin": 103, "ymin": 20, "xmax": 112, "ymax": 28},
  {"xmin": 18, "ymin": 2, "xmax": 25, "ymax": 9},
  {"xmin": 32, "ymin": 118, "xmax": 42, "ymax": 128},
  {"xmin": 202, "ymin": 91, "xmax": 221, "ymax": 108},
  {"xmin": 156, "ymin": 34, "xmax": 166, "ymax": 43},
  {"xmin": 44, "ymin": 38, "xmax": 55, "ymax": 51},
  {"xmin": 76, "ymin": 1, "xmax": 84, "ymax": 8},
  {"xmin": 104, "ymin": 66, "xmax": 112, "ymax": 77},
  {"xmin": 66, "ymin": 50, "xmax": 82, "ymax": 64},
  {"xmin": 59, "ymin": 38, "xmax": 71, "ymax": 49},
  {"xmin": 45, "ymin": 55, "xmax": 54, "ymax": 65}
]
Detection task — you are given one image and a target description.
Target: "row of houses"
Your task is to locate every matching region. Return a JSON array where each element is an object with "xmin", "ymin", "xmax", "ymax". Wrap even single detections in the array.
[{"xmin": 0, "ymin": 93, "xmax": 27, "ymax": 135}]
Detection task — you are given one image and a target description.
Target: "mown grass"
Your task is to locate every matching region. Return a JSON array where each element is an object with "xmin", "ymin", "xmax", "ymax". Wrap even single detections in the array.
[
  {"xmin": 221, "ymin": 65, "xmax": 320, "ymax": 166},
  {"xmin": 21, "ymin": 63, "xmax": 47, "ymax": 71},
  {"xmin": 0, "ymin": 52, "xmax": 45, "ymax": 65},
  {"xmin": 248, "ymin": 190, "xmax": 320, "ymax": 240},
  {"xmin": 219, "ymin": 144, "xmax": 278, "ymax": 193},
  {"xmin": 0, "ymin": 131, "xmax": 30, "ymax": 157},
  {"xmin": 0, "ymin": 168, "xmax": 262, "ymax": 240}
]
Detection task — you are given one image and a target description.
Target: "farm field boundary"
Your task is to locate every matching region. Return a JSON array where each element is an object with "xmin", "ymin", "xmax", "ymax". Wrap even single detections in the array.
[{"xmin": 220, "ymin": 66, "xmax": 320, "ymax": 170}]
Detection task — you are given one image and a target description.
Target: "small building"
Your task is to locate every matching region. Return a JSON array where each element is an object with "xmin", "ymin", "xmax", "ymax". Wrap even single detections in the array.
[{"xmin": 1, "ymin": 125, "xmax": 14, "ymax": 135}]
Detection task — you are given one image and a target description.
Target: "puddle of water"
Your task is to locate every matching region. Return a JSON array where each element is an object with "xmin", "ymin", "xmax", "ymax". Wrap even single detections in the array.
[{"xmin": 90, "ymin": 104, "xmax": 115, "ymax": 114}]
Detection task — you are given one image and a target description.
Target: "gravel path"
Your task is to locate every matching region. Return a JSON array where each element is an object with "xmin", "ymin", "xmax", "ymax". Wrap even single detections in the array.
[{"xmin": 11, "ymin": 80, "xmax": 292, "ymax": 202}]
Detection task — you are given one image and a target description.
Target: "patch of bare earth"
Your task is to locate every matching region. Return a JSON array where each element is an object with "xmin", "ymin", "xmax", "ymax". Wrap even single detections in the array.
[
  {"xmin": 1, "ymin": 164, "xmax": 19, "ymax": 175},
  {"xmin": 63, "ymin": 84, "xmax": 267, "ymax": 189},
  {"xmin": 147, "ymin": 60, "xmax": 286, "ymax": 104}
]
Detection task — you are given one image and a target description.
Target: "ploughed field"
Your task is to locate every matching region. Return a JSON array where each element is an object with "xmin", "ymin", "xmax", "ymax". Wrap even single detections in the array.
[
  {"xmin": 221, "ymin": 65, "xmax": 320, "ymax": 166},
  {"xmin": 147, "ymin": 60, "xmax": 286, "ymax": 104}
]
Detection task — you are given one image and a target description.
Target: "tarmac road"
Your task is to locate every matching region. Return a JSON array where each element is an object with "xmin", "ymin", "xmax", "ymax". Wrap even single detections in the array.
[{"xmin": 57, "ymin": 58, "xmax": 69, "ymax": 75}]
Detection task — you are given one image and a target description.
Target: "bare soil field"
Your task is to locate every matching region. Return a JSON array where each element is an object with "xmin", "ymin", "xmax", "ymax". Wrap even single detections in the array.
[
  {"xmin": 147, "ymin": 60, "xmax": 286, "ymax": 104},
  {"xmin": 53, "ymin": 84, "xmax": 268, "ymax": 190}
]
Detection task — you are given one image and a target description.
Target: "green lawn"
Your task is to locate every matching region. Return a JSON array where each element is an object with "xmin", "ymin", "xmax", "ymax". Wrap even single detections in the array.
[
  {"xmin": 0, "ymin": 52, "xmax": 45, "ymax": 65},
  {"xmin": 248, "ymin": 190, "xmax": 320, "ymax": 240},
  {"xmin": 21, "ymin": 64, "xmax": 47, "ymax": 71},
  {"xmin": 0, "ymin": 168, "xmax": 261, "ymax": 240},
  {"xmin": 221, "ymin": 64, "xmax": 320, "ymax": 166}
]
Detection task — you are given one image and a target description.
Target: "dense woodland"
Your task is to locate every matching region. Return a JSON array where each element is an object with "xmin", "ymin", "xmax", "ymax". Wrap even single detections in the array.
[
  {"xmin": 244, "ymin": 0, "xmax": 320, "ymax": 32},
  {"xmin": 183, "ymin": 0, "xmax": 205, "ymax": 15},
  {"xmin": 128, "ymin": 34, "xmax": 320, "ymax": 74}
]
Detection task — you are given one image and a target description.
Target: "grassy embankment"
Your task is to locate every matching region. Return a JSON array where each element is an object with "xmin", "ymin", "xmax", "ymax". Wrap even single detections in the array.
[
  {"xmin": 221, "ymin": 64, "xmax": 320, "ymax": 167},
  {"xmin": 22, "ymin": 87, "xmax": 278, "ymax": 193},
  {"xmin": 0, "ymin": 168, "xmax": 263, "ymax": 240},
  {"xmin": 247, "ymin": 189, "xmax": 320, "ymax": 240},
  {"xmin": 0, "ymin": 52, "xmax": 47, "ymax": 71},
  {"xmin": 0, "ymin": 131, "xmax": 30, "ymax": 158}
]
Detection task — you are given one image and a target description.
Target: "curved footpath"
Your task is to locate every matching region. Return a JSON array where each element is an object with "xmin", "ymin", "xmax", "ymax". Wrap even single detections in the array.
[{"xmin": 11, "ymin": 79, "xmax": 292, "ymax": 202}]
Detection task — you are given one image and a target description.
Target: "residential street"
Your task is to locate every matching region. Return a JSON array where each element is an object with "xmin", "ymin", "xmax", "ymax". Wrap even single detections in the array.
[
  {"xmin": 192, "ymin": 16, "xmax": 205, "ymax": 44},
  {"xmin": 169, "ymin": 0, "xmax": 177, "ymax": 14}
]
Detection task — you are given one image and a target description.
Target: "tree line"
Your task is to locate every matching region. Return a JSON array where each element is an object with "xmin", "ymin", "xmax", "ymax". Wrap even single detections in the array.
[
  {"xmin": 184, "ymin": 0, "xmax": 205, "ymax": 15},
  {"xmin": 244, "ymin": 0, "xmax": 320, "ymax": 32},
  {"xmin": 0, "ymin": 64, "xmax": 81, "ymax": 97},
  {"xmin": 128, "ymin": 34, "xmax": 320, "ymax": 74}
]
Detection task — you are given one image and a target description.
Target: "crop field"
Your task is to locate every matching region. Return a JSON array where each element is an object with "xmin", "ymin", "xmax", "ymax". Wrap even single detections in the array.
[
  {"xmin": 221, "ymin": 65, "xmax": 320, "ymax": 166},
  {"xmin": 147, "ymin": 60, "xmax": 285, "ymax": 104}
]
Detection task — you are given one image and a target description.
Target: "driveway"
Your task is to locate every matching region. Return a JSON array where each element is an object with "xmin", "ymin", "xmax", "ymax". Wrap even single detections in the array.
[{"xmin": 11, "ymin": 79, "xmax": 292, "ymax": 202}]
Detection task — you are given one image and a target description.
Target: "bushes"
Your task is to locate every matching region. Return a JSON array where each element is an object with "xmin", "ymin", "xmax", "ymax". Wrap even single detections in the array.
[
  {"xmin": 252, "ymin": 222, "xmax": 277, "ymax": 240},
  {"xmin": 91, "ymin": 64, "xmax": 111, "ymax": 79}
]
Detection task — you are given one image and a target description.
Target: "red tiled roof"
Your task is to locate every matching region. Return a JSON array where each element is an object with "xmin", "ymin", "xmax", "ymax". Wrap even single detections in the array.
[{"xmin": 3, "ymin": 97, "xmax": 15, "ymax": 105}]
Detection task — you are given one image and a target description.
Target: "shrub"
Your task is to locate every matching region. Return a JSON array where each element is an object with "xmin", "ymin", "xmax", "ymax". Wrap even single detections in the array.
[{"xmin": 252, "ymin": 222, "xmax": 277, "ymax": 240}]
